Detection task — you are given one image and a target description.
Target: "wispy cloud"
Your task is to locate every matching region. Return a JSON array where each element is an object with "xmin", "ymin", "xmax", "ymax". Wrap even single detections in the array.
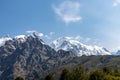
[
  {"xmin": 49, "ymin": 32, "xmax": 55, "ymax": 36},
  {"xmin": 53, "ymin": 1, "xmax": 82, "ymax": 24},
  {"xmin": 74, "ymin": 35, "xmax": 101, "ymax": 46},
  {"xmin": 26, "ymin": 30, "xmax": 55, "ymax": 39},
  {"xmin": 113, "ymin": 0, "xmax": 120, "ymax": 7},
  {"xmin": 26, "ymin": 30, "xmax": 37, "ymax": 34},
  {"xmin": 75, "ymin": 35, "xmax": 82, "ymax": 40},
  {"xmin": 26, "ymin": 30, "xmax": 44, "ymax": 37},
  {"xmin": 45, "ymin": 32, "xmax": 55, "ymax": 39}
]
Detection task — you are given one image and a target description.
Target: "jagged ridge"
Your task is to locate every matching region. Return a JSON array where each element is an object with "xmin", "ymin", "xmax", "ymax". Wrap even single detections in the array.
[{"xmin": 0, "ymin": 34, "xmax": 75, "ymax": 80}]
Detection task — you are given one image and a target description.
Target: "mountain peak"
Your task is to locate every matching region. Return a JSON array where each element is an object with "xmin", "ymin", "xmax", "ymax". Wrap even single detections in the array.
[
  {"xmin": 50, "ymin": 37, "xmax": 112, "ymax": 56},
  {"xmin": 0, "ymin": 32, "xmax": 45, "ymax": 47},
  {"xmin": 14, "ymin": 35, "xmax": 27, "ymax": 43}
]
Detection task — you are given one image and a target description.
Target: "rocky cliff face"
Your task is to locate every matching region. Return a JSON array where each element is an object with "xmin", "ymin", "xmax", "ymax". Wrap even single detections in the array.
[{"xmin": 0, "ymin": 35, "xmax": 75, "ymax": 80}]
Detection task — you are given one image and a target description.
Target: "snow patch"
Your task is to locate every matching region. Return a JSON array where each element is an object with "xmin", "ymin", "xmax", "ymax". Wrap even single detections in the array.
[
  {"xmin": 50, "ymin": 37, "xmax": 112, "ymax": 56},
  {"xmin": 0, "ymin": 37, "xmax": 12, "ymax": 47},
  {"xmin": 15, "ymin": 35, "xmax": 27, "ymax": 42}
]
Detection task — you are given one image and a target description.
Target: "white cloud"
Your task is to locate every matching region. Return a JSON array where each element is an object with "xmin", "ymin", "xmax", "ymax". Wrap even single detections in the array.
[
  {"xmin": 113, "ymin": 0, "xmax": 120, "ymax": 7},
  {"xmin": 37, "ymin": 33, "xmax": 44, "ymax": 37},
  {"xmin": 26, "ymin": 30, "xmax": 37, "ymax": 34},
  {"xmin": 26, "ymin": 30, "xmax": 44, "ymax": 37},
  {"xmin": 26, "ymin": 31, "xmax": 55, "ymax": 39},
  {"xmin": 53, "ymin": 1, "xmax": 82, "ymax": 24}
]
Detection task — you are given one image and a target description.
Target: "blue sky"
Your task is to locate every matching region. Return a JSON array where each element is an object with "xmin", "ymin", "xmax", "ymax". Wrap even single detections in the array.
[{"xmin": 0, "ymin": 0, "xmax": 120, "ymax": 51}]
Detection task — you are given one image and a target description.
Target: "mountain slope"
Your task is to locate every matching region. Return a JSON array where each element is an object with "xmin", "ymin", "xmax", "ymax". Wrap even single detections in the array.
[
  {"xmin": 0, "ymin": 34, "xmax": 120, "ymax": 79},
  {"xmin": 50, "ymin": 37, "xmax": 112, "ymax": 56},
  {"xmin": 0, "ymin": 33, "xmax": 75, "ymax": 80}
]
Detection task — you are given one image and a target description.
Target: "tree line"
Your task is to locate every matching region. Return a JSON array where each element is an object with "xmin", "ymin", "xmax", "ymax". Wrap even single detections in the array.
[{"xmin": 15, "ymin": 65, "xmax": 120, "ymax": 80}]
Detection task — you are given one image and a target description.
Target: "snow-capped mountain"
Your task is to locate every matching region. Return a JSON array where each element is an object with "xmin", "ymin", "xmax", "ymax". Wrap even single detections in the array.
[
  {"xmin": 50, "ymin": 37, "xmax": 112, "ymax": 56},
  {"xmin": 0, "ymin": 32, "xmax": 45, "ymax": 48},
  {"xmin": 0, "ymin": 33, "xmax": 119, "ymax": 79},
  {"xmin": 0, "ymin": 34, "xmax": 114, "ymax": 57},
  {"xmin": 0, "ymin": 33, "xmax": 75, "ymax": 80}
]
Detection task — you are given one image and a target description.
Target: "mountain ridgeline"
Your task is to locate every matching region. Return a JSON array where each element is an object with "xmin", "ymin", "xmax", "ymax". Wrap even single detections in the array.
[
  {"xmin": 0, "ymin": 34, "xmax": 75, "ymax": 80},
  {"xmin": 50, "ymin": 37, "xmax": 112, "ymax": 56},
  {"xmin": 0, "ymin": 33, "xmax": 120, "ymax": 80}
]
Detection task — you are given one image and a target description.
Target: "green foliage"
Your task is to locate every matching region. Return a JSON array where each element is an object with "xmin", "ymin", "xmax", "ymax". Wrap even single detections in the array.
[
  {"xmin": 72, "ymin": 65, "xmax": 88, "ymax": 80},
  {"xmin": 60, "ymin": 68, "xmax": 71, "ymax": 80},
  {"xmin": 45, "ymin": 74, "xmax": 55, "ymax": 80},
  {"xmin": 102, "ymin": 67, "xmax": 112, "ymax": 74},
  {"xmin": 89, "ymin": 70, "xmax": 106, "ymax": 80},
  {"xmin": 15, "ymin": 77, "xmax": 24, "ymax": 80},
  {"xmin": 113, "ymin": 70, "xmax": 120, "ymax": 77},
  {"xmin": 105, "ymin": 75, "xmax": 120, "ymax": 80},
  {"xmin": 22, "ymin": 65, "xmax": 120, "ymax": 80}
]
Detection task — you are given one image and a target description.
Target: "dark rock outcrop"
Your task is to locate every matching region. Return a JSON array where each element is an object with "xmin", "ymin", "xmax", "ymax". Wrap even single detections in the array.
[{"xmin": 0, "ymin": 35, "xmax": 75, "ymax": 80}]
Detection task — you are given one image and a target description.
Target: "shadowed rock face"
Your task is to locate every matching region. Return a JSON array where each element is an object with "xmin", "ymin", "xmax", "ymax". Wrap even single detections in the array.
[{"xmin": 0, "ymin": 35, "xmax": 75, "ymax": 80}]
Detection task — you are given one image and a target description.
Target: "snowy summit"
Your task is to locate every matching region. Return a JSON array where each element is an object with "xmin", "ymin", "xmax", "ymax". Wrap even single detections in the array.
[{"xmin": 50, "ymin": 37, "xmax": 112, "ymax": 56}]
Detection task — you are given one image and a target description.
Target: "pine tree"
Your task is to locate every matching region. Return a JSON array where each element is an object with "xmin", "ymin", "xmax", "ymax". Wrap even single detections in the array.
[
  {"xmin": 60, "ymin": 68, "xmax": 71, "ymax": 80},
  {"xmin": 45, "ymin": 73, "xmax": 55, "ymax": 80},
  {"xmin": 72, "ymin": 65, "xmax": 87, "ymax": 80}
]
